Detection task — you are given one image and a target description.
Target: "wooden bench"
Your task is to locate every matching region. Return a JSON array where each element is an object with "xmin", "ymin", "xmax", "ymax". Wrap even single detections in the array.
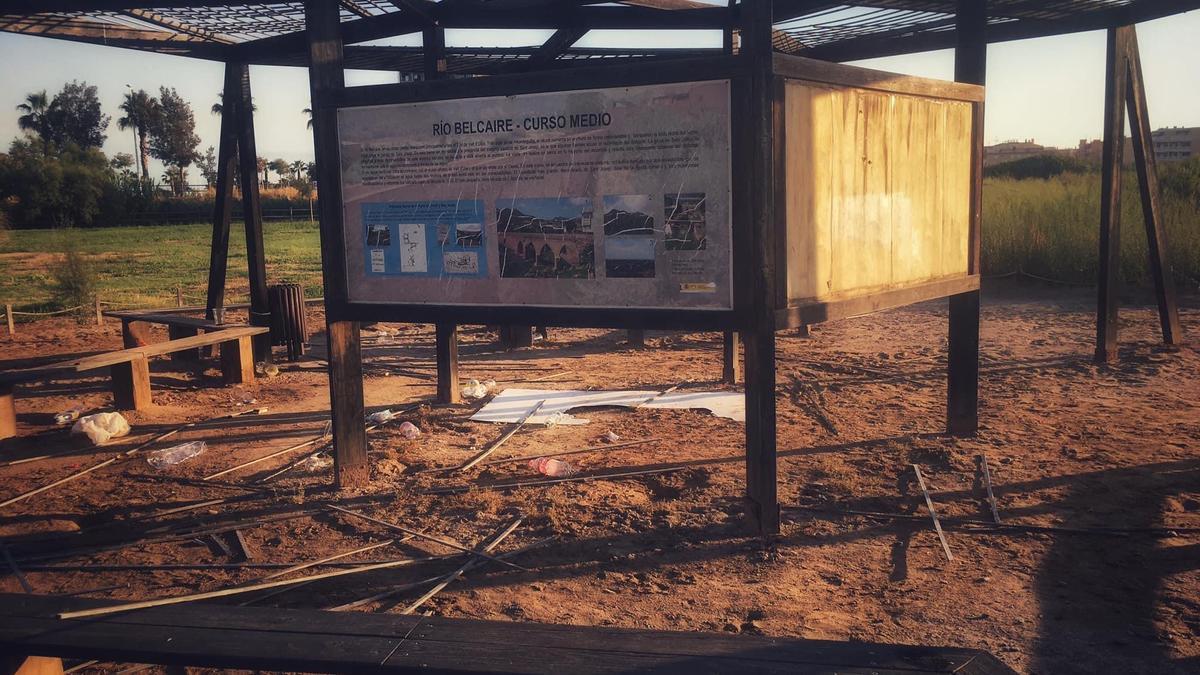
[
  {"xmin": 101, "ymin": 310, "xmax": 231, "ymax": 360},
  {"xmin": 0, "ymin": 593, "xmax": 1013, "ymax": 674},
  {"xmin": 0, "ymin": 327, "xmax": 268, "ymax": 440}
]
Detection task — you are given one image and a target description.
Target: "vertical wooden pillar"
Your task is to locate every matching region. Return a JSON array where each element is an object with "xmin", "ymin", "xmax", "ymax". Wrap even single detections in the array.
[
  {"xmin": 501, "ymin": 325, "xmax": 533, "ymax": 349},
  {"xmin": 1123, "ymin": 27, "xmax": 1183, "ymax": 346},
  {"xmin": 1096, "ymin": 26, "xmax": 1130, "ymax": 363},
  {"xmin": 742, "ymin": 0, "xmax": 779, "ymax": 536},
  {"xmin": 111, "ymin": 355, "xmax": 152, "ymax": 411},
  {"xmin": 307, "ymin": 0, "xmax": 368, "ymax": 488},
  {"xmin": 423, "ymin": 26, "xmax": 447, "ymax": 80},
  {"xmin": 0, "ymin": 383, "xmax": 16, "ymax": 441},
  {"xmin": 947, "ymin": 0, "xmax": 984, "ymax": 436},
  {"xmin": 627, "ymin": 329, "xmax": 646, "ymax": 348},
  {"xmin": 722, "ymin": 330, "xmax": 741, "ymax": 384},
  {"xmin": 206, "ymin": 62, "xmax": 241, "ymax": 324},
  {"xmin": 435, "ymin": 322, "xmax": 460, "ymax": 404},
  {"xmin": 233, "ymin": 62, "xmax": 272, "ymax": 362}
]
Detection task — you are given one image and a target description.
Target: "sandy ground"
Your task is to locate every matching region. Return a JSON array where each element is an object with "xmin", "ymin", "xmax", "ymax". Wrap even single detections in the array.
[{"xmin": 0, "ymin": 282, "xmax": 1197, "ymax": 675}]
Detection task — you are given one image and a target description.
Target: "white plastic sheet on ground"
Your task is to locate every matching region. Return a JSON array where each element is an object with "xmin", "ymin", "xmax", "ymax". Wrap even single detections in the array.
[{"xmin": 470, "ymin": 388, "xmax": 745, "ymax": 425}]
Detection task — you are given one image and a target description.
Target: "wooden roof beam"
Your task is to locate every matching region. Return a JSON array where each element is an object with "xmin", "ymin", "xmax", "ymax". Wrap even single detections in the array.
[{"xmin": 119, "ymin": 8, "xmax": 234, "ymax": 43}]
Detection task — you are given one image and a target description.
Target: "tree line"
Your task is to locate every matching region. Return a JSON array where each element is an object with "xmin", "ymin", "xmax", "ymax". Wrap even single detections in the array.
[{"xmin": 1, "ymin": 80, "xmax": 315, "ymax": 229}]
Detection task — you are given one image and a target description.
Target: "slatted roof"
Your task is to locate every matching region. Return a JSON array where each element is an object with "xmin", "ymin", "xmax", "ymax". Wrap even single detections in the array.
[{"xmin": 1, "ymin": 0, "xmax": 1197, "ymax": 74}]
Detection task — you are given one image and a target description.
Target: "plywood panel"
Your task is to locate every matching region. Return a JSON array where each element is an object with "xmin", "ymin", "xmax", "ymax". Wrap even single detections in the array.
[{"xmin": 783, "ymin": 80, "xmax": 972, "ymax": 306}]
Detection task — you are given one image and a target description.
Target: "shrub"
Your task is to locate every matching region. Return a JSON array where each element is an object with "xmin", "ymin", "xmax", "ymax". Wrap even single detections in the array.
[
  {"xmin": 50, "ymin": 244, "xmax": 98, "ymax": 318},
  {"xmin": 985, "ymin": 154, "xmax": 1096, "ymax": 180}
]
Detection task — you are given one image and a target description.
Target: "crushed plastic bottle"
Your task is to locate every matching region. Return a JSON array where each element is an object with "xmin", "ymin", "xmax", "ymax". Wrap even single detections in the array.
[
  {"xmin": 304, "ymin": 452, "xmax": 333, "ymax": 470},
  {"xmin": 147, "ymin": 441, "xmax": 208, "ymax": 469},
  {"xmin": 54, "ymin": 408, "xmax": 82, "ymax": 426},
  {"xmin": 461, "ymin": 378, "xmax": 494, "ymax": 400},
  {"xmin": 255, "ymin": 362, "xmax": 280, "ymax": 378},
  {"xmin": 397, "ymin": 421, "xmax": 421, "ymax": 440},
  {"xmin": 543, "ymin": 411, "xmax": 568, "ymax": 427},
  {"xmin": 367, "ymin": 409, "xmax": 396, "ymax": 425},
  {"xmin": 528, "ymin": 457, "xmax": 577, "ymax": 477},
  {"xmin": 602, "ymin": 431, "xmax": 621, "ymax": 443}
]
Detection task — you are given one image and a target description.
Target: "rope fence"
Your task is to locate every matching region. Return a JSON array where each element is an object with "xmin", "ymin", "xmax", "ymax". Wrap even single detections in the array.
[{"xmin": 4, "ymin": 285, "xmax": 323, "ymax": 336}]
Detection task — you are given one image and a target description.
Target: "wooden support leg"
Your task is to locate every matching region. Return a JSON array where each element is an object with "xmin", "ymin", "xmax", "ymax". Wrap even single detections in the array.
[
  {"xmin": 501, "ymin": 325, "xmax": 533, "ymax": 350},
  {"xmin": 743, "ymin": 329, "xmax": 779, "ymax": 536},
  {"xmin": 168, "ymin": 325, "xmax": 201, "ymax": 361},
  {"xmin": 1124, "ymin": 26, "xmax": 1184, "ymax": 346},
  {"xmin": 1, "ymin": 656, "xmax": 63, "ymax": 675},
  {"xmin": 627, "ymin": 329, "xmax": 645, "ymax": 349},
  {"xmin": 0, "ymin": 382, "xmax": 16, "ymax": 441},
  {"xmin": 1096, "ymin": 26, "xmax": 1130, "ymax": 363},
  {"xmin": 121, "ymin": 320, "xmax": 152, "ymax": 349},
  {"xmin": 947, "ymin": 290, "xmax": 980, "ymax": 436},
  {"xmin": 327, "ymin": 320, "xmax": 368, "ymax": 488},
  {"xmin": 111, "ymin": 355, "xmax": 151, "ymax": 410},
  {"xmin": 220, "ymin": 335, "xmax": 255, "ymax": 384},
  {"xmin": 435, "ymin": 322, "xmax": 460, "ymax": 404},
  {"xmin": 722, "ymin": 331, "xmax": 741, "ymax": 384}
]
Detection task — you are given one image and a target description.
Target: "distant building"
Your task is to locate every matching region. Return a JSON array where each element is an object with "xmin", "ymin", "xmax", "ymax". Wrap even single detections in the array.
[
  {"xmin": 983, "ymin": 139, "xmax": 1045, "ymax": 166},
  {"xmin": 1152, "ymin": 126, "xmax": 1200, "ymax": 162}
]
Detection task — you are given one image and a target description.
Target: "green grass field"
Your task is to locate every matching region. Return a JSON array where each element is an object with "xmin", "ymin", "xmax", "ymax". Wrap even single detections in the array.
[
  {"xmin": 0, "ymin": 221, "xmax": 324, "ymax": 311},
  {"xmin": 1, "ymin": 174, "xmax": 1197, "ymax": 314}
]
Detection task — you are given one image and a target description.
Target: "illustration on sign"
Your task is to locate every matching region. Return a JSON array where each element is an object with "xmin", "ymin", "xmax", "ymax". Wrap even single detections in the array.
[
  {"xmin": 338, "ymin": 79, "xmax": 732, "ymax": 309},
  {"xmin": 362, "ymin": 200, "xmax": 487, "ymax": 278}
]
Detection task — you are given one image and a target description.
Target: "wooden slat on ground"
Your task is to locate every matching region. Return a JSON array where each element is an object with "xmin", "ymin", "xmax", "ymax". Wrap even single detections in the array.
[{"xmin": 0, "ymin": 593, "xmax": 1013, "ymax": 674}]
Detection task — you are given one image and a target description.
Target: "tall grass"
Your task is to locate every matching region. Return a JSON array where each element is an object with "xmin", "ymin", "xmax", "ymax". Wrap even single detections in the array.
[{"xmin": 982, "ymin": 171, "xmax": 1200, "ymax": 289}]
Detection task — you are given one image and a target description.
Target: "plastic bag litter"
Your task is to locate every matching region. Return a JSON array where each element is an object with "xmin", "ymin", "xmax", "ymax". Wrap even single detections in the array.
[
  {"xmin": 461, "ymin": 378, "xmax": 497, "ymax": 400},
  {"xmin": 397, "ymin": 421, "xmax": 421, "ymax": 440},
  {"xmin": 544, "ymin": 411, "xmax": 569, "ymax": 427},
  {"xmin": 147, "ymin": 441, "xmax": 207, "ymax": 469},
  {"xmin": 602, "ymin": 431, "xmax": 621, "ymax": 443},
  {"xmin": 304, "ymin": 452, "xmax": 333, "ymax": 470},
  {"xmin": 529, "ymin": 457, "xmax": 577, "ymax": 477},
  {"xmin": 367, "ymin": 409, "xmax": 396, "ymax": 425},
  {"xmin": 71, "ymin": 412, "xmax": 130, "ymax": 445},
  {"xmin": 255, "ymin": 362, "xmax": 280, "ymax": 377}
]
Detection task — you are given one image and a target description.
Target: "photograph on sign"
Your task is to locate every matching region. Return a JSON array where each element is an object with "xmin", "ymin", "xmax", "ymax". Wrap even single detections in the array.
[{"xmin": 338, "ymin": 79, "xmax": 732, "ymax": 309}]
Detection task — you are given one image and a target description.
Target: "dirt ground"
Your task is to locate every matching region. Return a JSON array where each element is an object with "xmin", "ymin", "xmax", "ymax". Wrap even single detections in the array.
[{"xmin": 1, "ymin": 282, "xmax": 1197, "ymax": 675}]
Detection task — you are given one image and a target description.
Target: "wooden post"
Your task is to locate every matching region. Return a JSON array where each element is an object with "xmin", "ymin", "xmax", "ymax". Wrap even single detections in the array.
[
  {"xmin": 94, "ymin": 296, "xmax": 103, "ymax": 326},
  {"xmin": 722, "ymin": 330, "xmax": 741, "ymax": 384},
  {"xmin": 5, "ymin": 304, "xmax": 13, "ymax": 336},
  {"xmin": 220, "ymin": 335, "xmax": 256, "ymax": 384},
  {"xmin": 947, "ymin": 0, "xmax": 984, "ymax": 436},
  {"xmin": 168, "ymin": 325, "xmax": 201, "ymax": 361},
  {"xmin": 501, "ymin": 325, "xmax": 533, "ymax": 349},
  {"xmin": 1096, "ymin": 26, "xmax": 1130, "ymax": 363},
  {"xmin": 121, "ymin": 319, "xmax": 152, "ymax": 349},
  {"xmin": 176, "ymin": 285, "xmax": 184, "ymax": 307},
  {"xmin": 627, "ymin": 329, "xmax": 645, "ymax": 348},
  {"xmin": 111, "ymin": 355, "xmax": 152, "ymax": 410},
  {"xmin": 435, "ymin": 322, "xmax": 461, "ymax": 404},
  {"xmin": 234, "ymin": 62, "xmax": 272, "ymax": 363},
  {"xmin": 0, "ymin": 383, "xmax": 16, "ymax": 441},
  {"xmin": 1123, "ymin": 26, "xmax": 1183, "ymax": 347},
  {"xmin": 1, "ymin": 656, "xmax": 63, "ymax": 675},
  {"xmin": 307, "ymin": 0, "xmax": 368, "ymax": 488},
  {"xmin": 742, "ymin": 0, "xmax": 779, "ymax": 536}
]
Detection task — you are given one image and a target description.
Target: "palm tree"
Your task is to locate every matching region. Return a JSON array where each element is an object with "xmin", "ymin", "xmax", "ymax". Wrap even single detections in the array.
[
  {"xmin": 290, "ymin": 160, "xmax": 307, "ymax": 181},
  {"xmin": 118, "ymin": 89, "xmax": 159, "ymax": 180},
  {"xmin": 212, "ymin": 93, "xmax": 256, "ymax": 117},
  {"xmin": 16, "ymin": 90, "xmax": 50, "ymax": 154},
  {"xmin": 302, "ymin": 107, "xmax": 313, "ymax": 129}
]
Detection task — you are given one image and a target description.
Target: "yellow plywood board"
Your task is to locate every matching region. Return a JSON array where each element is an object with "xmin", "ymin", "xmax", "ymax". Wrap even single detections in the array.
[{"xmin": 784, "ymin": 80, "xmax": 972, "ymax": 304}]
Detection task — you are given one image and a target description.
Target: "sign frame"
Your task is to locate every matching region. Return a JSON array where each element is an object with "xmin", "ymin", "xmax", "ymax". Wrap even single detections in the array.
[{"xmin": 323, "ymin": 55, "xmax": 752, "ymax": 331}]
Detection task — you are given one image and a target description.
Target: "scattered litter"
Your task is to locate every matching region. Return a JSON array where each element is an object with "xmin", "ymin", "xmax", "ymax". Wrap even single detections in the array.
[
  {"xmin": 543, "ymin": 411, "xmax": 569, "ymax": 427},
  {"xmin": 471, "ymin": 388, "xmax": 746, "ymax": 425},
  {"xmin": 367, "ymin": 409, "xmax": 396, "ymax": 425},
  {"xmin": 147, "ymin": 441, "xmax": 208, "ymax": 469},
  {"xmin": 397, "ymin": 421, "xmax": 421, "ymax": 440},
  {"xmin": 304, "ymin": 453, "xmax": 333, "ymax": 470},
  {"xmin": 461, "ymin": 378, "xmax": 497, "ymax": 400},
  {"xmin": 528, "ymin": 457, "xmax": 577, "ymax": 477},
  {"xmin": 602, "ymin": 431, "xmax": 621, "ymax": 443},
  {"xmin": 54, "ymin": 408, "xmax": 82, "ymax": 426},
  {"xmin": 255, "ymin": 362, "xmax": 280, "ymax": 378},
  {"xmin": 71, "ymin": 412, "xmax": 131, "ymax": 445}
]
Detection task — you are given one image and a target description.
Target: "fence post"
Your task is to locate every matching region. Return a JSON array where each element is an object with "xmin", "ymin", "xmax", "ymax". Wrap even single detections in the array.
[
  {"xmin": 5, "ymin": 304, "xmax": 13, "ymax": 336},
  {"xmin": 94, "ymin": 297, "xmax": 103, "ymax": 326},
  {"xmin": 177, "ymin": 285, "xmax": 184, "ymax": 307}
]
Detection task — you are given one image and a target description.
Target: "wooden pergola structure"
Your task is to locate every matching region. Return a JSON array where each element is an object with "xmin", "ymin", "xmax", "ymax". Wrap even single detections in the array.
[{"xmin": 2, "ymin": 0, "xmax": 1191, "ymax": 535}]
